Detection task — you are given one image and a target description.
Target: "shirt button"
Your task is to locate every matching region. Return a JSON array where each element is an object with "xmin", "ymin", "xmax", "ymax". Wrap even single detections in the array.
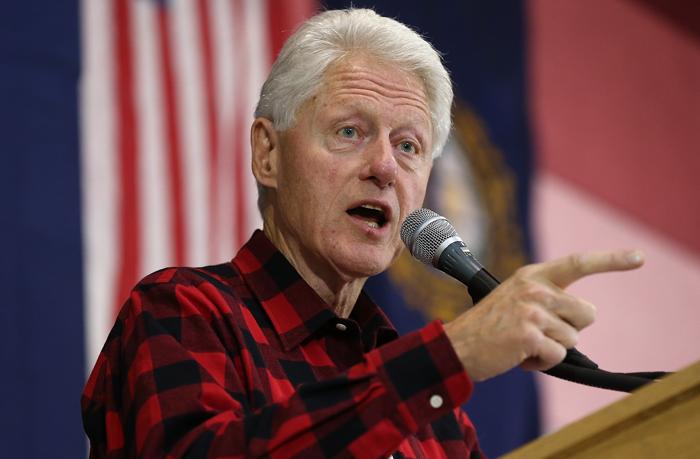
[
  {"xmin": 335, "ymin": 323, "xmax": 348, "ymax": 332},
  {"xmin": 429, "ymin": 394, "xmax": 444, "ymax": 409}
]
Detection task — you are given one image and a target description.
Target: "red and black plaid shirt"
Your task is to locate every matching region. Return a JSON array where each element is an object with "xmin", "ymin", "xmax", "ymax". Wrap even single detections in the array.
[{"xmin": 82, "ymin": 230, "xmax": 483, "ymax": 458}]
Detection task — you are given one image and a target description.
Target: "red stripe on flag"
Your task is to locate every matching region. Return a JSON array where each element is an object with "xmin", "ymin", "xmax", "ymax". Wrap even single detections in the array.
[
  {"xmin": 114, "ymin": 0, "xmax": 140, "ymax": 315},
  {"xmin": 266, "ymin": 0, "xmax": 318, "ymax": 62},
  {"xmin": 196, "ymin": 0, "xmax": 219, "ymax": 261},
  {"xmin": 156, "ymin": 7, "xmax": 187, "ymax": 264},
  {"xmin": 232, "ymin": 1, "xmax": 248, "ymax": 248}
]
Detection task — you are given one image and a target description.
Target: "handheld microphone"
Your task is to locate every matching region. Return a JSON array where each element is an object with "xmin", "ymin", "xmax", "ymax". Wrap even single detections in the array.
[
  {"xmin": 399, "ymin": 208, "xmax": 669, "ymax": 392},
  {"xmin": 400, "ymin": 208, "xmax": 499, "ymax": 305}
]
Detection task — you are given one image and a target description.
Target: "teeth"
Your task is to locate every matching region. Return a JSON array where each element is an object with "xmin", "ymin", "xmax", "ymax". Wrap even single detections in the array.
[
  {"xmin": 366, "ymin": 221, "xmax": 379, "ymax": 228},
  {"xmin": 361, "ymin": 204, "xmax": 382, "ymax": 212}
]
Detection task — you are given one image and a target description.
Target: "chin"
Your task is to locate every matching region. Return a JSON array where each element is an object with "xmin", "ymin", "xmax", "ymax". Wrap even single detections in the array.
[{"xmin": 334, "ymin": 248, "xmax": 395, "ymax": 279}]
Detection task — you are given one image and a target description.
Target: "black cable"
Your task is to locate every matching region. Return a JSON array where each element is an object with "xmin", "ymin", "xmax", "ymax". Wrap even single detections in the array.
[{"xmin": 543, "ymin": 363, "xmax": 663, "ymax": 392}]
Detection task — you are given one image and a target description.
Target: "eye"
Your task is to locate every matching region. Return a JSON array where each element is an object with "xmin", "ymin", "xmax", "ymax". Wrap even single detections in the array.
[
  {"xmin": 338, "ymin": 127, "xmax": 358, "ymax": 139},
  {"xmin": 398, "ymin": 141, "xmax": 418, "ymax": 155}
]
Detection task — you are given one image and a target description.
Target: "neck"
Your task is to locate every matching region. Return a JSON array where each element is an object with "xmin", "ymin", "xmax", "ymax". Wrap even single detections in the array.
[{"xmin": 262, "ymin": 221, "xmax": 366, "ymax": 319}]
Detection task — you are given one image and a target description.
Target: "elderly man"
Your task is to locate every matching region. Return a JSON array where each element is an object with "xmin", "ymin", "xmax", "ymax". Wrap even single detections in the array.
[{"xmin": 82, "ymin": 8, "xmax": 643, "ymax": 458}]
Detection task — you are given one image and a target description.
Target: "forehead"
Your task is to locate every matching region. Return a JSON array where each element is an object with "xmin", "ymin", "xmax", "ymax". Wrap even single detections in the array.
[{"xmin": 312, "ymin": 54, "xmax": 431, "ymax": 125}]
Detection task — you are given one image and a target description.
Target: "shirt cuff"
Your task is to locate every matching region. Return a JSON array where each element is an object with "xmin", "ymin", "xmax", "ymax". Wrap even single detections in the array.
[{"xmin": 367, "ymin": 319, "xmax": 473, "ymax": 433}]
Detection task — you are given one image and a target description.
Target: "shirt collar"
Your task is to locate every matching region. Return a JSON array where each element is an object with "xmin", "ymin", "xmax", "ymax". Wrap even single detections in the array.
[{"xmin": 232, "ymin": 230, "xmax": 397, "ymax": 351}]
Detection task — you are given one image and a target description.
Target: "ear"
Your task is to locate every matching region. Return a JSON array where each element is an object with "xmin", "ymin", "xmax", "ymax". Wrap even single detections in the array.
[{"xmin": 251, "ymin": 118, "xmax": 280, "ymax": 189}]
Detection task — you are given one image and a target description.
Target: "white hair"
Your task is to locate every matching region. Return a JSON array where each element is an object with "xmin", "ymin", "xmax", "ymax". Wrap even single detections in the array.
[{"xmin": 254, "ymin": 8, "xmax": 453, "ymax": 158}]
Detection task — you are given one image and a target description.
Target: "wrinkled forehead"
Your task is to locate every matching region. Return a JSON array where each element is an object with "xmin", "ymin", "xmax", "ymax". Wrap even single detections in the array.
[
  {"xmin": 319, "ymin": 54, "xmax": 429, "ymax": 106},
  {"xmin": 305, "ymin": 54, "xmax": 433, "ymax": 134}
]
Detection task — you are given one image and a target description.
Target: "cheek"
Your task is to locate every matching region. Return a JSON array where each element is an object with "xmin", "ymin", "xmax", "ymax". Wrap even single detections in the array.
[
  {"xmin": 402, "ymin": 173, "xmax": 430, "ymax": 205},
  {"xmin": 415, "ymin": 170, "xmax": 431, "ymax": 202},
  {"xmin": 327, "ymin": 166, "xmax": 338, "ymax": 182}
]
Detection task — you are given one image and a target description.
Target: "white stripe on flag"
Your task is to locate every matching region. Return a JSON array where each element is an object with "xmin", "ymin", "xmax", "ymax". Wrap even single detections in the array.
[
  {"xmin": 134, "ymin": 0, "xmax": 174, "ymax": 275},
  {"xmin": 211, "ymin": 0, "xmax": 236, "ymax": 262},
  {"xmin": 172, "ymin": 0, "xmax": 210, "ymax": 266},
  {"xmin": 243, "ymin": 0, "xmax": 266, "ymax": 236},
  {"xmin": 80, "ymin": 0, "xmax": 118, "ymax": 371},
  {"xmin": 215, "ymin": 0, "xmax": 241, "ymax": 260}
]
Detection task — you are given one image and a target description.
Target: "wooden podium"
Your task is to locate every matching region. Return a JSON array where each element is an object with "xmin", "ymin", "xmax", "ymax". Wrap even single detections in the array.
[{"xmin": 503, "ymin": 360, "xmax": 700, "ymax": 458}]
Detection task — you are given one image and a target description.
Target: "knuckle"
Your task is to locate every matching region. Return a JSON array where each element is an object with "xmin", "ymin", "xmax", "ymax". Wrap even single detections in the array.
[
  {"xmin": 520, "ymin": 326, "xmax": 543, "ymax": 351},
  {"xmin": 581, "ymin": 302, "xmax": 597, "ymax": 327},
  {"xmin": 521, "ymin": 303, "xmax": 547, "ymax": 325},
  {"xmin": 568, "ymin": 253, "xmax": 585, "ymax": 273},
  {"xmin": 521, "ymin": 283, "xmax": 550, "ymax": 303},
  {"xmin": 552, "ymin": 345, "xmax": 567, "ymax": 365},
  {"xmin": 564, "ymin": 329, "xmax": 579, "ymax": 349},
  {"xmin": 588, "ymin": 302, "xmax": 598, "ymax": 318},
  {"xmin": 569, "ymin": 298, "xmax": 597, "ymax": 329},
  {"xmin": 515, "ymin": 264, "xmax": 536, "ymax": 278},
  {"xmin": 542, "ymin": 343, "xmax": 567, "ymax": 369}
]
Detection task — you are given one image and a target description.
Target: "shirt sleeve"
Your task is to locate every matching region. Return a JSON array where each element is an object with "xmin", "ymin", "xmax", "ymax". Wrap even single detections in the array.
[
  {"xmin": 82, "ymin": 272, "xmax": 477, "ymax": 458},
  {"xmin": 455, "ymin": 408, "xmax": 486, "ymax": 458}
]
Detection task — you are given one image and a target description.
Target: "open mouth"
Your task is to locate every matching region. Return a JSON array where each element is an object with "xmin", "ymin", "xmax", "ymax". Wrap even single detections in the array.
[{"xmin": 346, "ymin": 204, "xmax": 388, "ymax": 229}]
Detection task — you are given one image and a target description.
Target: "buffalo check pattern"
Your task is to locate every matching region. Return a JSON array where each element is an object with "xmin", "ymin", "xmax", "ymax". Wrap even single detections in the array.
[{"xmin": 82, "ymin": 230, "xmax": 484, "ymax": 458}]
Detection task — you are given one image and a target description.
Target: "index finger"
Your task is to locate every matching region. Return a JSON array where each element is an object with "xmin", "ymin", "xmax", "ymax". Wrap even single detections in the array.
[{"xmin": 536, "ymin": 250, "xmax": 644, "ymax": 288}]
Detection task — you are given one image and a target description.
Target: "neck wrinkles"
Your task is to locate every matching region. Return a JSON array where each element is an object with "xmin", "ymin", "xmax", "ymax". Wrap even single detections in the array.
[{"xmin": 263, "ymin": 220, "xmax": 366, "ymax": 318}]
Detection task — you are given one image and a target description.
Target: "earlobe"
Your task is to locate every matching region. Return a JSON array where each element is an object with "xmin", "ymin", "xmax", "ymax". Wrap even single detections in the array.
[{"xmin": 251, "ymin": 118, "xmax": 279, "ymax": 188}]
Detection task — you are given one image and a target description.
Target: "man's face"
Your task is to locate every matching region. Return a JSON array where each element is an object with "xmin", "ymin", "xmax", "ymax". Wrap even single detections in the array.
[{"xmin": 265, "ymin": 54, "xmax": 433, "ymax": 281}]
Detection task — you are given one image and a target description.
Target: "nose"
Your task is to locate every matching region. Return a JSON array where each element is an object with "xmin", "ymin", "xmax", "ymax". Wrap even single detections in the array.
[{"xmin": 361, "ymin": 137, "xmax": 398, "ymax": 188}]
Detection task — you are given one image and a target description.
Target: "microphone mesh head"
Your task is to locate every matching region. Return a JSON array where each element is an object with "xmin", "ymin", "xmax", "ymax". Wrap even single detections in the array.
[
  {"xmin": 401, "ymin": 208, "xmax": 460, "ymax": 265},
  {"xmin": 400, "ymin": 208, "xmax": 439, "ymax": 244}
]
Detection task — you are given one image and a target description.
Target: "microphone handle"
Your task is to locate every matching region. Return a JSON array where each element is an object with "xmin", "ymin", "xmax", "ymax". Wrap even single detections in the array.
[
  {"xmin": 436, "ymin": 243, "xmax": 499, "ymax": 297},
  {"xmin": 465, "ymin": 268, "xmax": 500, "ymax": 304}
]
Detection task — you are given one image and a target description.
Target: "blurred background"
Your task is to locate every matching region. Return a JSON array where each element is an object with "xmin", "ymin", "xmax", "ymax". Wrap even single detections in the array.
[{"xmin": 1, "ymin": 0, "xmax": 698, "ymax": 457}]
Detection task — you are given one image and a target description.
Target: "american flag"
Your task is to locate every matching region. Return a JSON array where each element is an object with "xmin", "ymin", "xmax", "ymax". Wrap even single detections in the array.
[{"xmin": 80, "ymin": 0, "xmax": 315, "ymax": 371}]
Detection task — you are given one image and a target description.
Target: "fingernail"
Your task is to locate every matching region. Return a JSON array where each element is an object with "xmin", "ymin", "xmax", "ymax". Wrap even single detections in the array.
[{"xmin": 627, "ymin": 250, "xmax": 644, "ymax": 264}]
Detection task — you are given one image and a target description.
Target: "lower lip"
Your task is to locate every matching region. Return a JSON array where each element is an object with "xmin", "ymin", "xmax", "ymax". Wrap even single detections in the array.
[{"xmin": 347, "ymin": 213, "xmax": 390, "ymax": 237}]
